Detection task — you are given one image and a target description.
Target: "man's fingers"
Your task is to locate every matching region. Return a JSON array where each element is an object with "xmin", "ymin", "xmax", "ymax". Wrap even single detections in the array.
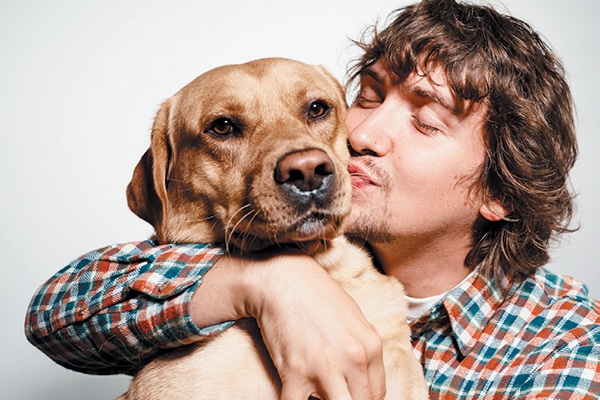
[
  {"xmin": 279, "ymin": 359, "xmax": 384, "ymax": 400},
  {"xmin": 342, "ymin": 351, "xmax": 386, "ymax": 400},
  {"xmin": 365, "ymin": 337, "xmax": 387, "ymax": 400},
  {"xmin": 275, "ymin": 321, "xmax": 385, "ymax": 400},
  {"xmin": 279, "ymin": 378, "xmax": 333, "ymax": 400},
  {"xmin": 279, "ymin": 372, "xmax": 355, "ymax": 400},
  {"xmin": 340, "ymin": 328, "xmax": 386, "ymax": 400}
]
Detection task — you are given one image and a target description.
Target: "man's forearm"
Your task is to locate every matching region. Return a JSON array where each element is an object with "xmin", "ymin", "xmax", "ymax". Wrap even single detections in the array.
[{"xmin": 25, "ymin": 241, "xmax": 227, "ymax": 375}]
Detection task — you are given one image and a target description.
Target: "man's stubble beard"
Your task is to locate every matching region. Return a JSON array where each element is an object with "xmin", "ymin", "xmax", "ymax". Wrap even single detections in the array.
[
  {"xmin": 345, "ymin": 158, "xmax": 394, "ymax": 244},
  {"xmin": 345, "ymin": 205, "xmax": 393, "ymax": 244}
]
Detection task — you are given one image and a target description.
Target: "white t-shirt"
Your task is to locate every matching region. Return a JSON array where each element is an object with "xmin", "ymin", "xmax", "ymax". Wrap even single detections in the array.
[{"xmin": 405, "ymin": 268, "xmax": 478, "ymax": 322}]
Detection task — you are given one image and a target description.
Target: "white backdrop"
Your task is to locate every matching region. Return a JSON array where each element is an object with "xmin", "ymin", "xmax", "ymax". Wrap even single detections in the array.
[{"xmin": 2, "ymin": 1, "xmax": 598, "ymax": 399}]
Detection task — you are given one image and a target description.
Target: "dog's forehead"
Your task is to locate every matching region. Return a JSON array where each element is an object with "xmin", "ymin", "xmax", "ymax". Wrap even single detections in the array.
[
  {"xmin": 245, "ymin": 58, "xmax": 336, "ymax": 86},
  {"xmin": 179, "ymin": 58, "xmax": 343, "ymax": 106}
]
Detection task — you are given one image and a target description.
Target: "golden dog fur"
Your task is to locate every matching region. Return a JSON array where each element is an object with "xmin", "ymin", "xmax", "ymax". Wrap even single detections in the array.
[{"xmin": 118, "ymin": 58, "xmax": 428, "ymax": 399}]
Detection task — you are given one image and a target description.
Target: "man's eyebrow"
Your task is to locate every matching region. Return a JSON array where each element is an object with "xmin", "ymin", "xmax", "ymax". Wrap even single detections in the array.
[
  {"xmin": 360, "ymin": 67, "xmax": 385, "ymax": 84},
  {"xmin": 362, "ymin": 66, "xmax": 463, "ymax": 115},
  {"xmin": 411, "ymin": 86, "xmax": 460, "ymax": 115}
]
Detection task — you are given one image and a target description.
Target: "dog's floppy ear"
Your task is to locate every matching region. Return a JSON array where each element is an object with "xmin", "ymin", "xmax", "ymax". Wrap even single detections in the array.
[{"xmin": 126, "ymin": 100, "xmax": 173, "ymax": 234}]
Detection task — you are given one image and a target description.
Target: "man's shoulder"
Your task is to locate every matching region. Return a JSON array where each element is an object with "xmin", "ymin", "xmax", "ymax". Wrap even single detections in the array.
[
  {"xmin": 472, "ymin": 268, "xmax": 600, "ymax": 376},
  {"xmin": 533, "ymin": 267, "xmax": 595, "ymax": 301},
  {"xmin": 528, "ymin": 268, "xmax": 598, "ymax": 315},
  {"xmin": 508, "ymin": 267, "xmax": 599, "ymax": 341}
]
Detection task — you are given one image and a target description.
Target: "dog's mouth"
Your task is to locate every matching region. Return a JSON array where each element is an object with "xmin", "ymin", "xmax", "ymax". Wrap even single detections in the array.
[
  {"xmin": 226, "ymin": 211, "xmax": 343, "ymax": 253},
  {"xmin": 287, "ymin": 212, "xmax": 339, "ymax": 239}
]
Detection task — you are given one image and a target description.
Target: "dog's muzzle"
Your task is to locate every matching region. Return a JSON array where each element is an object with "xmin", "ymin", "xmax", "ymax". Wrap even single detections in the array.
[{"xmin": 274, "ymin": 149, "xmax": 336, "ymax": 207}]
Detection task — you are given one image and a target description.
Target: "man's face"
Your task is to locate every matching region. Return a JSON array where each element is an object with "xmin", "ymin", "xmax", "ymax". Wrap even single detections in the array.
[{"xmin": 345, "ymin": 59, "xmax": 489, "ymax": 249}]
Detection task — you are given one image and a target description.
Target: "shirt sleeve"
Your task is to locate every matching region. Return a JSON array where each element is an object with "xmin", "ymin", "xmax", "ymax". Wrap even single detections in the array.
[{"xmin": 24, "ymin": 240, "xmax": 233, "ymax": 376}]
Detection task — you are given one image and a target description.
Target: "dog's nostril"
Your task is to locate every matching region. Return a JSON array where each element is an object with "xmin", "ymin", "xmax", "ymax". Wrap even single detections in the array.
[{"xmin": 275, "ymin": 149, "xmax": 334, "ymax": 192}]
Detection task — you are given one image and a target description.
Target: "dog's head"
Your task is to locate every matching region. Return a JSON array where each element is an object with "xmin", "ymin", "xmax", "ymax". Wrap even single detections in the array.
[{"xmin": 127, "ymin": 57, "xmax": 351, "ymax": 252}]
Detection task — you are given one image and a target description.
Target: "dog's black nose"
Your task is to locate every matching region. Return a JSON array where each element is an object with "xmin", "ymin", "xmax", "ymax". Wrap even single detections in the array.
[{"xmin": 275, "ymin": 149, "xmax": 334, "ymax": 193}]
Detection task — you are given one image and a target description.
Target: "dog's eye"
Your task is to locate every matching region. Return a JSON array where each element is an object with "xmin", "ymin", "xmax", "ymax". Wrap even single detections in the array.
[
  {"xmin": 307, "ymin": 101, "xmax": 331, "ymax": 119},
  {"xmin": 207, "ymin": 118, "xmax": 238, "ymax": 136}
]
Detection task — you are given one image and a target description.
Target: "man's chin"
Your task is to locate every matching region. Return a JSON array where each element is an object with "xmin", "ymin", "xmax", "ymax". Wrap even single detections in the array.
[{"xmin": 345, "ymin": 210, "xmax": 392, "ymax": 244}]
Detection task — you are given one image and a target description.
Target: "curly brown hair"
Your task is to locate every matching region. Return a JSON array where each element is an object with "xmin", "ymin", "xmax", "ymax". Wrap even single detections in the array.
[{"xmin": 347, "ymin": 0, "xmax": 578, "ymax": 283}]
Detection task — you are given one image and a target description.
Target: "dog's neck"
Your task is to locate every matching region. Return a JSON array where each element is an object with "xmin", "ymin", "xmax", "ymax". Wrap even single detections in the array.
[{"xmin": 230, "ymin": 239, "xmax": 330, "ymax": 258}]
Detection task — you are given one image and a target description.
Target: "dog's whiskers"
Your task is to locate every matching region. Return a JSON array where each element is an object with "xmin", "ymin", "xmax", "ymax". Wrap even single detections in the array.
[
  {"xmin": 224, "ymin": 205, "xmax": 256, "ymax": 253},
  {"xmin": 242, "ymin": 211, "xmax": 264, "ymax": 250},
  {"xmin": 226, "ymin": 204, "xmax": 253, "ymax": 224},
  {"xmin": 235, "ymin": 207, "xmax": 268, "ymax": 252}
]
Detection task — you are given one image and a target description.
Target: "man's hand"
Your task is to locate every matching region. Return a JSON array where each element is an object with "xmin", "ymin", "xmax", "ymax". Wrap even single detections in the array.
[{"xmin": 191, "ymin": 251, "xmax": 386, "ymax": 400}]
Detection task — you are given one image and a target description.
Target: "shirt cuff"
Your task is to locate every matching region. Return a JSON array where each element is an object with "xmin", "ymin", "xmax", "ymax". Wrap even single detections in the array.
[{"xmin": 130, "ymin": 245, "xmax": 235, "ymax": 347}]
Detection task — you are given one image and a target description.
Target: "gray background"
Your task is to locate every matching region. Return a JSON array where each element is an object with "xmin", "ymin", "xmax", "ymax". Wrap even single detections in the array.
[{"xmin": 2, "ymin": 1, "xmax": 598, "ymax": 399}]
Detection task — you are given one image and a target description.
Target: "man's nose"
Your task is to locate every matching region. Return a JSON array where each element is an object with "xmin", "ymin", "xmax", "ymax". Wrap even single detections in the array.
[{"xmin": 346, "ymin": 105, "xmax": 394, "ymax": 157}]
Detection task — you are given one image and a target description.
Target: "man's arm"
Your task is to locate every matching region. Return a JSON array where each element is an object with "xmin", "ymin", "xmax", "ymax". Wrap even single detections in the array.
[
  {"xmin": 25, "ymin": 241, "xmax": 386, "ymax": 399},
  {"xmin": 25, "ymin": 240, "xmax": 229, "ymax": 375}
]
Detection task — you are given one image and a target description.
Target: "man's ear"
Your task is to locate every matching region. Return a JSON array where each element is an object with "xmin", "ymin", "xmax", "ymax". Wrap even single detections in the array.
[{"xmin": 480, "ymin": 198, "xmax": 510, "ymax": 222}]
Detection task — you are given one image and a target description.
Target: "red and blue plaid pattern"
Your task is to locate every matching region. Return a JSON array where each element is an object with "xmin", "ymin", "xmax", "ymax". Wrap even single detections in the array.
[
  {"xmin": 25, "ymin": 241, "xmax": 229, "ymax": 375},
  {"xmin": 412, "ymin": 267, "xmax": 600, "ymax": 399},
  {"xmin": 26, "ymin": 241, "xmax": 599, "ymax": 397}
]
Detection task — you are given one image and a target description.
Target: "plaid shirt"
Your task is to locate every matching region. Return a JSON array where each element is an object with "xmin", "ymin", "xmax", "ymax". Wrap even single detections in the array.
[
  {"xmin": 413, "ymin": 267, "xmax": 600, "ymax": 399},
  {"xmin": 25, "ymin": 241, "xmax": 230, "ymax": 375},
  {"xmin": 26, "ymin": 241, "xmax": 600, "ymax": 398}
]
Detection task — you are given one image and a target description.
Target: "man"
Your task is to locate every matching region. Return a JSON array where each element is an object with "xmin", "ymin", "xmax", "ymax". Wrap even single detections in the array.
[{"xmin": 26, "ymin": 0, "xmax": 599, "ymax": 398}]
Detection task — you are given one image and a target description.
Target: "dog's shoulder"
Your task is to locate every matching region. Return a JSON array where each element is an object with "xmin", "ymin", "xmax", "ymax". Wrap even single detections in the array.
[
  {"xmin": 316, "ymin": 237, "xmax": 405, "ymax": 294},
  {"xmin": 314, "ymin": 236, "xmax": 372, "ymax": 278}
]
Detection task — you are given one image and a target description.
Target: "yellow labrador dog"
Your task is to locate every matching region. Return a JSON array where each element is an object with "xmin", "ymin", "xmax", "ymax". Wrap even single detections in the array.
[{"xmin": 118, "ymin": 58, "xmax": 428, "ymax": 400}]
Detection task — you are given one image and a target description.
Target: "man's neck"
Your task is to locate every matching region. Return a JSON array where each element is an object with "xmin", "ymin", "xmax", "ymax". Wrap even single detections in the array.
[{"xmin": 370, "ymin": 237, "xmax": 472, "ymax": 298}]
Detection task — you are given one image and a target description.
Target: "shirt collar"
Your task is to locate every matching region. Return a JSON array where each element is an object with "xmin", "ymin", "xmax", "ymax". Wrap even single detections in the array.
[{"xmin": 411, "ymin": 268, "xmax": 512, "ymax": 358}]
